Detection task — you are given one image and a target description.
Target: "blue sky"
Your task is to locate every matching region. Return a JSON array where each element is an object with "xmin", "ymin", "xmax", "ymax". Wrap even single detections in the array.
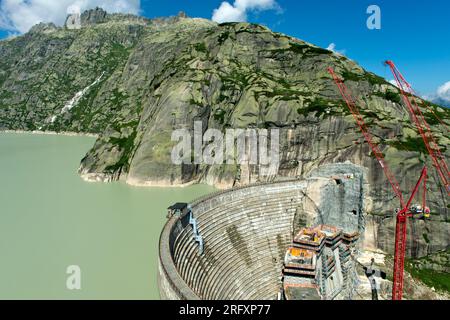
[{"xmin": 1, "ymin": 0, "xmax": 449, "ymax": 98}]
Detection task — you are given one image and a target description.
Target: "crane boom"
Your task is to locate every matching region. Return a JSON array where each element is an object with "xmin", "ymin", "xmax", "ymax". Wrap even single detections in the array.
[
  {"xmin": 385, "ymin": 61, "xmax": 449, "ymax": 194},
  {"xmin": 327, "ymin": 67, "xmax": 405, "ymax": 206},
  {"xmin": 327, "ymin": 67, "xmax": 429, "ymax": 300}
]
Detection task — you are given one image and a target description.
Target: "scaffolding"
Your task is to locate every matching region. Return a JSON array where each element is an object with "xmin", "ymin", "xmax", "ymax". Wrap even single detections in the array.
[{"xmin": 282, "ymin": 224, "xmax": 360, "ymax": 300}]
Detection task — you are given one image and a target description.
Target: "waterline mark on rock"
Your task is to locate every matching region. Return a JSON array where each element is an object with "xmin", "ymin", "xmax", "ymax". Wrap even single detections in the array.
[{"xmin": 171, "ymin": 121, "xmax": 280, "ymax": 176}]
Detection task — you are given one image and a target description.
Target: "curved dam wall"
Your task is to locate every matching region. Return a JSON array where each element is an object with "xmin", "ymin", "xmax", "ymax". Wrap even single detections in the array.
[{"xmin": 158, "ymin": 163, "xmax": 368, "ymax": 300}]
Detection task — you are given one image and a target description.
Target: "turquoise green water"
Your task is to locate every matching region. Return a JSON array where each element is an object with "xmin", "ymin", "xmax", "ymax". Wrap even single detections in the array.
[{"xmin": 0, "ymin": 133, "xmax": 215, "ymax": 299}]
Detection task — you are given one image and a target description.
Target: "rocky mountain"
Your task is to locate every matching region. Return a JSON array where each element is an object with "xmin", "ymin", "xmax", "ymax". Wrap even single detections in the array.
[{"xmin": 0, "ymin": 8, "xmax": 449, "ymax": 259}]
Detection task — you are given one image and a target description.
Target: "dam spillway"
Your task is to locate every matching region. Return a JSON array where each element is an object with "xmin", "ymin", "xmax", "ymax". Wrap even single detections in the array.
[{"xmin": 158, "ymin": 163, "xmax": 368, "ymax": 300}]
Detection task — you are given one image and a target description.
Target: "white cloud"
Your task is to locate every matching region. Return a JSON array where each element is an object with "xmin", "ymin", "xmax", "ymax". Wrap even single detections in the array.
[
  {"xmin": 212, "ymin": 0, "xmax": 279, "ymax": 23},
  {"xmin": 387, "ymin": 79, "xmax": 450, "ymax": 107},
  {"xmin": 389, "ymin": 79, "xmax": 422, "ymax": 99},
  {"xmin": 420, "ymin": 81, "xmax": 450, "ymax": 108},
  {"xmin": 326, "ymin": 42, "xmax": 346, "ymax": 55},
  {"xmin": 212, "ymin": 2, "xmax": 246, "ymax": 23},
  {"xmin": 0, "ymin": 0, "xmax": 141, "ymax": 33},
  {"xmin": 388, "ymin": 79, "xmax": 398, "ymax": 86},
  {"xmin": 326, "ymin": 43, "xmax": 336, "ymax": 51},
  {"xmin": 436, "ymin": 81, "xmax": 450, "ymax": 102},
  {"xmin": 388, "ymin": 79, "xmax": 410, "ymax": 92}
]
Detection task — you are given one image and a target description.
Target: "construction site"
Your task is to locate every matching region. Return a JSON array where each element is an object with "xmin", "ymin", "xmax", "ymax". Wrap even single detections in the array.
[
  {"xmin": 282, "ymin": 224, "xmax": 359, "ymax": 300},
  {"xmin": 158, "ymin": 62, "xmax": 449, "ymax": 300}
]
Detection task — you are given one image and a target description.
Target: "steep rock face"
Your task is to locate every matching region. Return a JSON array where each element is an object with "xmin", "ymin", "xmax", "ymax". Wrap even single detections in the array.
[
  {"xmin": 80, "ymin": 7, "xmax": 108, "ymax": 25},
  {"xmin": 365, "ymin": 214, "xmax": 450, "ymax": 257},
  {"xmin": 0, "ymin": 11, "xmax": 448, "ymax": 258}
]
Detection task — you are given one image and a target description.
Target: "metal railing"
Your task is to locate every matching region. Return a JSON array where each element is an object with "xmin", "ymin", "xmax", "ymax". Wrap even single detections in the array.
[{"xmin": 188, "ymin": 205, "xmax": 204, "ymax": 254}]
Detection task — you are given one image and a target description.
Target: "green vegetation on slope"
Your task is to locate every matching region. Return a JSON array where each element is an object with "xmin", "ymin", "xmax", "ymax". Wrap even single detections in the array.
[
  {"xmin": 388, "ymin": 136, "xmax": 428, "ymax": 154},
  {"xmin": 405, "ymin": 264, "xmax": 450, "ymax": 293},
  {"xmin": 405, "ymin": 249, "xmax": 450, "ymax": 294}
]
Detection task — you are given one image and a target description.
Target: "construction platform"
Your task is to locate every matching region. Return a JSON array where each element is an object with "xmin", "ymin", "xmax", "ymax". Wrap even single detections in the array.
[{"xmin": 283, "ymin": 224, "xmax": 360, "ymax": 300}]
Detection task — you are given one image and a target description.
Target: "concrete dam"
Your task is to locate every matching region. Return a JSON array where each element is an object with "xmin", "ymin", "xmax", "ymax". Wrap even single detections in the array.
[{"xmin": 158, "ymin": 163, "xmax": 369, "ymax": 300}]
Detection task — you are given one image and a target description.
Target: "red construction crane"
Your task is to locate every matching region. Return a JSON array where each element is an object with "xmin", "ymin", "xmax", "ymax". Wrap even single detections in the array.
[
  {"xmin": 327, "ymin": 67, "xmax": 429, "ymax": 300},
  {"xmin": 385, "ymin": 60, "xmax": 449, "ymax": 195}
]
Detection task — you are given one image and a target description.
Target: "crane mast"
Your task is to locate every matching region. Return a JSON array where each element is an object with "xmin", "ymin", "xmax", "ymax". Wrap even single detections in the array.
[{"xmin": 327, "ymin": 67, "xmax": 428, "ymax": 300}]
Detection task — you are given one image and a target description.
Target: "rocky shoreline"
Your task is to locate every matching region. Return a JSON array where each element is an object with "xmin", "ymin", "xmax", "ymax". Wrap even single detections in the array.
[{"xmin": 0, "ymin": 129, "xmax": 98, "ymax": 138}]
